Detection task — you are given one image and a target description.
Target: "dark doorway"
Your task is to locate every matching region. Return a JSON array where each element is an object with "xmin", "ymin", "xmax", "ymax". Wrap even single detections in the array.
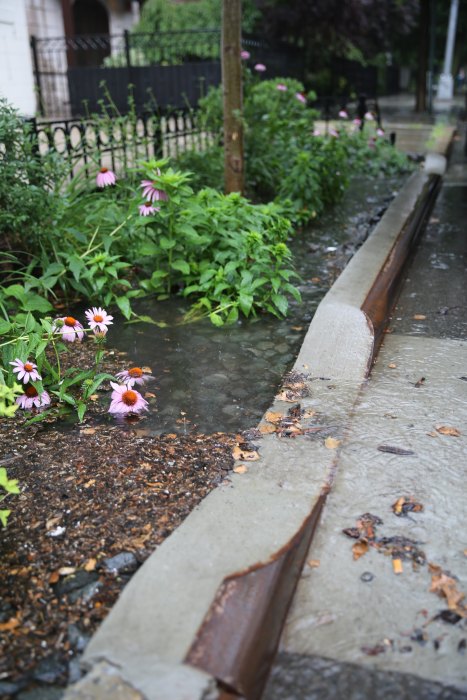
[{"xmin": 72, "ymin": 0, "xmax": 110, "ymax": 66}]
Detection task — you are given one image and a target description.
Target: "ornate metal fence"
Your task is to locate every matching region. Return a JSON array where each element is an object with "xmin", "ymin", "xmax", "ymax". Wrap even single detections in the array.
[{"xmin": 29, "ymin": 109, "xmax": 216, "ymax": 182}]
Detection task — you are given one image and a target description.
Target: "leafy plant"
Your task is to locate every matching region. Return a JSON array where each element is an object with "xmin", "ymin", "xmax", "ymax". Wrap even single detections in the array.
[{"xmin": 0, "ymin": 467, "xmax": 20, "ymax": 527}]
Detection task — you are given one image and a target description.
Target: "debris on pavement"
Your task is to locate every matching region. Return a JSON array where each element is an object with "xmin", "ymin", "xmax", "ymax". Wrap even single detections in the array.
[
  {"xmin": 377, "ymin": 445, "xmax": 416, "ymax": 456},
  {"xmin": 392, "ymin": 496, "xmax": 424, "ymax": 517}
]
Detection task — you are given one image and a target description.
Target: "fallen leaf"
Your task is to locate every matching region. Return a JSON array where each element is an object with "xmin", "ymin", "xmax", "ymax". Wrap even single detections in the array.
[
  {"xmin": 0, "ymin": 617, "xmax": 20, "ymax": 632},
  {"xmin": 84, "ymin": 558, "xmax": 97, "ymax": 572},
  {"xmin": 435, "ymin": 425, "xmax": 461, "ymax": 437},
  {"xmin": 259, "ymin": 423, "xmax": 276, "ymax": 434},
  {"xmin": 145, "ymin": 392, "xmax": 156, "ymax": 399},
  {"xmin": 89, "ymin": 394, "xmax": 99, "ymax": 402},
  {"xmin": 429, "ymin": 563, "xmax": 466, "ymax": 613},
  {"xmin": 46, "ymin": 516, "xmax": 62, "ymax": 530},
  {"xmin": 166, "ymin": 433, "xmax": 177, "ymax": 439},
  {"xmin": 48, "ymin": 571, "xmax": 60, "ymax": 584},
  {"xmin": 275, "ymin": 391, "xmax": 297, "ymax": 403},
  {"xmin": 388, "ymin": 363, "xmax": 397, "ymax": 369},
  {"xmin": 325, "ymin": 437, "xmax": 341, "ymax": 449},
  {"xmin": 352, "ymin": 540, "xmax": 369, "ymax": 560},
  {"xmin": 413, "ymin": 314, "xmax": 426, "ymax": 320},
  {"xmin": 377, "ymin": 445, "xmax": 415, "ymax": 456},
  {"xmin": 233, "ymin": 465, "xmax": 248, "ymax": 474},
  {"xmin": 232, "ymin": 446, "xmax": 259, "ymax": 461},
  {"xmin": 265, "ymin": 411, "xmax": 284, "ymax": 424},
  {"xmin": 392, "ymin": 496, "xmax": 424, "ymax": 517},
  {"xmin": 307, "ymin": 559, "xmax": 320, "ymax": 568},
  {"xmin": 392, "ymin": 559, "xmax": 403, "ymax": 575},
  {"xmin": 80, "ymin": 427, "xmax": 96, "ymax": 435}
]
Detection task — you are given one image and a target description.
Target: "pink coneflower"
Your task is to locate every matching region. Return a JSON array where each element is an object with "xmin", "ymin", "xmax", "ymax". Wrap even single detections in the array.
[
  {"xmin": 365, "ymin": 111, "xmax": 375, "ymax": 121},
  {"xmin": 254, "ymin": 63, "xmax": 266, "ymax": 72},
  {"xmin": 140, "ymin": 179, "xmax": 168, "ymax": 203},
  {"xmin": 52, "ymin": 316, "xmax": 84, "ymax": 342},
  {"xmin": 353, "ymin": 118, "xmax": 362, "ymax": 126},
  {"xmin": 96, "ymin": 167, "xmax": 116, "ymax": 188},
  {"xmin": 376, "ymin": 128, "xmax": 385, "ymax": 137},
  {"xmin": 368, "ymin": 137, "xmax": 377, "ymax": 149},
  {"xmin": 139, "ymin": 201, "xmax": 160, "ymax": 216},
  {"xmin": 115, "ymin": 367, "xmax": 152, "ymax": 387},
  {"xmin": 295, "ymin": 92, "xmax": 307, "ymax": 104},
  {"xmin": 312, "ymin": 128, "xmax": 321, "ymax": 136},
  {"xmin": 16, "ymin": 385, "xmax": 51, "ymax": 410},
  {"xmin": 329, "ymin": 128, "xmax": 339, "ymax": 138},
  {"xmin": 85, "ymin": 307, "xmax": 113, "ymax": 335},
  {"xmin": 338, "ymin": 109, "xmax": 348, "ymax": 119},
  {"xmin": 276, "ymin": 83, "xmax": 288, "ymax": 91},
  {"xmin": 240, "ymin": 50, "xmax": 250, "ymax": 60},
  {"xmin": 108, "ymin": 382, "xmax": 148, "ymax": 415},
  {"xmin": 10, "ymin": 358, "xmax": 41, "ymax": 384}
]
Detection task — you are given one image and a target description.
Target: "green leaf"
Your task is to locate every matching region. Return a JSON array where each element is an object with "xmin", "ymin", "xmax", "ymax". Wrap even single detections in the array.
[
  {"xmin": 69, "ymin": 256, "xmax": 85, "ymax": 282},
  {"xmin": 238, "ymin": 293, "xmax": 253, "ymax": 317},
  {"xmin": 226, "ymin": 306, "xmax": 239, "ymax": 323},
  {"xmin": 170, "ymin": 259, "xmax": 190, "ymax": 275},
  {"xmin": 0, "ymin": 320, "xmax": 11, "ymax": 334},
  {"xmin": 23, "ymin": 295, "xmax": 53, "ymax": 313},
  {"xmin": 0, "ymin": 510, "xmax": 11, "ymax": 527},
  {"xmin": 272, "ymin": 294, "xmax": 288, "ymax": 316},
  {"xmin": 209, "ymin": 312, "xmax": 224, "ymax": 327},
  {"xmin": 77, "ymin": 401, "xmax": 87, "ymax": 422},
  {"xmin": 116, "ymin": 296, "xmax": 132, "ymax": 319},
  {"xmin": 159, "ymin": 236, "xmax": 176, "ymax": 250}
]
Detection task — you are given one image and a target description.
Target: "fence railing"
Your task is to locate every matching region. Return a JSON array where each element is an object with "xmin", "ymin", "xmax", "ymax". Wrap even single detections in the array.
[
  {"xmin": 31, "ymin": 30, "xmax": 305, "ymax": 119},
  {"xmin": 29, "ymin": 109, "xmax": 216, "ymax": 182}
]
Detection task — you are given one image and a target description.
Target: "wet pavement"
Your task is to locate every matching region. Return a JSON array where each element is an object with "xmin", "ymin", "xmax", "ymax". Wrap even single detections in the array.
[{"xmin": 262, "ymin": 129, "xmax": 467, "ymax": 698}]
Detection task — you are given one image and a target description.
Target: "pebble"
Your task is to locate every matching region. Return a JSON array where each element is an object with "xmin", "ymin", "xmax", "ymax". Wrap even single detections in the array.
[
  {"xmin": 103, "ymin": 552, "xmax": 139, "ymax": 574},
  {"xmin": 360, "ymin": 571, "xmax": 374, "ymax": 583},
  {"xmin": 68, "ymin": 580, "xmax": 102, "ymax": 604}
]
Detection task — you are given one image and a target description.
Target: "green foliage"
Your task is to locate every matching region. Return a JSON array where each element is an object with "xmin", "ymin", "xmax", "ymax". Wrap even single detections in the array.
[
  {"xmin": 0, "ymin": 99, "xmax": 68, "ymax": 254},
  {"xmin": 0, "ymin": 382, "xmax": 22, "ymax": 418},
  {"xmin": 172, "ymin": 146, "xmax": 224, "ymax": 191},
  {"xmin": 135, "ymin": 160, "xmax": 299, "ymax": 323},
  {"xmin": 136, "ymin": 0, "xmax": 259, "ymax": 35},
  {"xmin": 0, "ymin": 466, "xmax": 20, "ymax": 527}
]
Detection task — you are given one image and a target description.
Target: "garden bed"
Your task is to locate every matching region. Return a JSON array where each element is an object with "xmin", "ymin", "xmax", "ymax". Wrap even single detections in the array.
[{"xmin": 0, "ymin": 173, "xmax": 408, "ymax": 699}]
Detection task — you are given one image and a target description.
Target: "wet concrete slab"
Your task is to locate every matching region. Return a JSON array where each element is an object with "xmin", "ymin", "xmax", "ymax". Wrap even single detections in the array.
[{"xmin": 276, "ymin": 334, "xmax": 467, "ymax": 690}]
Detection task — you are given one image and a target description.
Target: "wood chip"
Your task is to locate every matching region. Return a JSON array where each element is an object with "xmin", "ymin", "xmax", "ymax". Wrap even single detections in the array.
[
  {"xmin": 392, "ymin": 558, "xmax": 403, "ymax": 575},
  {"xmin": 233, "ymin": 465, "xmax": 248, "ymax": 474},
  {"xmin": 388, "ymin": 363, "xmax": 397, "ymax": 369},
  {"xmin": 435, "ymin": 425, "xmax": 461, "ymax": 437},
  {"xmin": 307, "ymin": 559, "xmax": 320, "ymax": 568},
  {"xmin": 413, "ymin": 314, "xmax": 426, "ymax": 320},
  {"xmin": 84, "ymin": 558, "xmax": 97, "ymax": 572}
]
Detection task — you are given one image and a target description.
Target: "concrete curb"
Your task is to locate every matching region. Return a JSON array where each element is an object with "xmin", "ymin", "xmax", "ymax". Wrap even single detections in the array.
[{"xmin": 65, "ymin": 159, "xmax": 447, "ymax": 700}]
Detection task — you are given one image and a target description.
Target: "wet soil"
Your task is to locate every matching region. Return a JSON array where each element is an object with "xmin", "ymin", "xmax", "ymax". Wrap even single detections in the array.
[{"xmin": 0, "ymin": 345, "xmax": 236, "ymax": 698}]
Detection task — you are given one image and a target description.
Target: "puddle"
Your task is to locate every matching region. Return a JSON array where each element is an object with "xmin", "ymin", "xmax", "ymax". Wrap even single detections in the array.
[{"xmin": 95, "ymin": 176, "xmax": 404, "ymax": 435}]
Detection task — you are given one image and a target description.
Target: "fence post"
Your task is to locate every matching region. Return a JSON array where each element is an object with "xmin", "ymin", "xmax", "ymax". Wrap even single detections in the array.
[{"xmin": 30, "ymin": 36, "xmax": 45, "ymax": 117}]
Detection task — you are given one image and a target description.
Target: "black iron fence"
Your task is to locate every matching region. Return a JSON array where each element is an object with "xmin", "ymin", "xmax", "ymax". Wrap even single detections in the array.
[
  {"xmin": 31, "ymin": 30, "xmax": 304, "ymax": 119},
  {"xmin": 29, "ymin": 109, "xmax": 215, "ymax": 182}
]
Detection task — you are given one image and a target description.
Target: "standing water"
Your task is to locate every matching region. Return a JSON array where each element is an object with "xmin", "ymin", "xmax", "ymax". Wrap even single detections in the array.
[{"xmin": 107, "ymin": 176, "xmax": 404, "ymax": 434}]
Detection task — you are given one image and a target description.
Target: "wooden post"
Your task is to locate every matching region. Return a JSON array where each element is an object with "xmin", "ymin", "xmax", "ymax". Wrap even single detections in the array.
[{"xmin": 222, "ymin": 0, "xmax": 244, "ymax": 194}]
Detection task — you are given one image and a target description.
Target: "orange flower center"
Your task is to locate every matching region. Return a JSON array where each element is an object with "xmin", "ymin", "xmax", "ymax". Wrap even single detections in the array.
[
  {"xmin": 128, "ymin": 367, "xmax": 143, "ymax": 378},
  {"xmin": 122, "ymin": 389, "xmax": 138, "ymax": 406},
  {"xmin": 25, "ymin": 386, "xmax": 38, "ymax": 398},
  {"xmin": 100, "ymin": 167, "xmax": 108, "ymax": 173},
  {"xmin": 24, "ymin": 362, "xmax": 34, "ymax": 371},
  {"xmin": 93, "ymin": 314, "xmax": 104, "ymax": 323},
  {"xmin": 65, "ymin": 316, "xmax": 77, "ymax": 327}
]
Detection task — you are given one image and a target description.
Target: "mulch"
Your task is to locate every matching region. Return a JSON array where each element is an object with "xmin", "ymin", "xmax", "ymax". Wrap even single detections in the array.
[{"xmin": 0, "ymin": 343, "xmax": 236, "ymax": 697}]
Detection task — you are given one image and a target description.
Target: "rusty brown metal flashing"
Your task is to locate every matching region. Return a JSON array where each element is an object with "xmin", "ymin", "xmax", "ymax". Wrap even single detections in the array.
[
  {"xmin": 185, "ymin": 494, "xmax": 327, "ymax": 699},
  {"xmin": 362, "ymin": 173, "xmax": 441, "ymax": 369}
]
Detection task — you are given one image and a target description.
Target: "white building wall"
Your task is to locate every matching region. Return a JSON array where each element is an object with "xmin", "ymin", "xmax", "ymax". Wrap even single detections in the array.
[
  {"xmin": 0, "ymin": 0, "xmax": 36, "ymax": 115},
  {"xmin": 26, "ymin": 0, "xmax": 64, "ymax": 38}
]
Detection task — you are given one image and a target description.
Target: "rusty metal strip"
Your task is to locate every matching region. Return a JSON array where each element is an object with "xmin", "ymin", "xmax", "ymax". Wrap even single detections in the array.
[
  {"xmin": 185, "ymin": 494, "xmax": 327, "ymax": 699},
  {"xmin": 362, "ymin": 173, "xmax": 441, "ymax": 368}
]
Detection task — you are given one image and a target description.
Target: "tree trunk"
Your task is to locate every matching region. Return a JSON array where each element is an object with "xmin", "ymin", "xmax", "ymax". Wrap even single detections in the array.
[{"xmin": 222, "ymin": 0, "xmax": 244, "ymax": 194}]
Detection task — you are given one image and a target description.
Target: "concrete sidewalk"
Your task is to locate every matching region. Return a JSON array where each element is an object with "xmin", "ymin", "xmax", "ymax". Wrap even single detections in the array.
[{"xmin": 264, "ymin": 129, "xmax": 467, "ymax": 698}]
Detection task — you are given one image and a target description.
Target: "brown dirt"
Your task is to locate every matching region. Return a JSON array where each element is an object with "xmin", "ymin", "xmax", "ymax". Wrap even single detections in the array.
[{"xmin": 0, "ymin": 343, "xmax": 236, "ymax": 696}]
